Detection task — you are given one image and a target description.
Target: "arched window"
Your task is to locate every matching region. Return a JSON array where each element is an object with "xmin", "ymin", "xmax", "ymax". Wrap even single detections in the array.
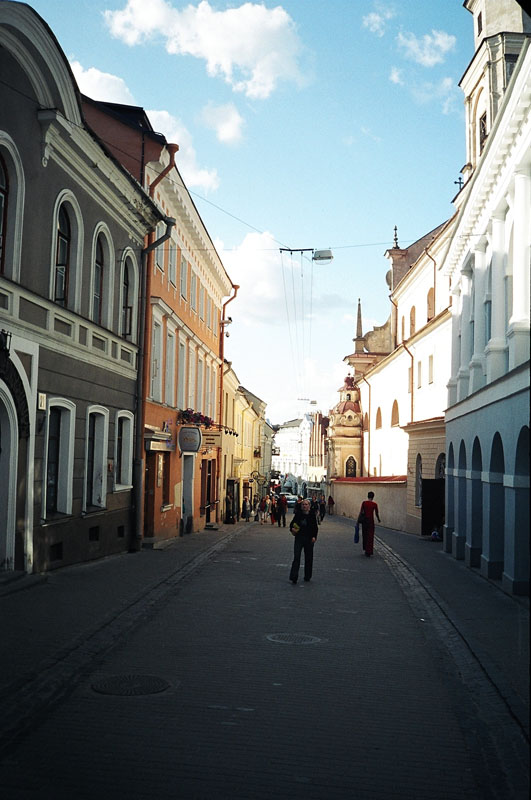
[
  {"xmin": 54, "ymin": 205, "xmax": 70, "ymax": 306},
  {"xmin": 85, "ymin": 405, "xmax": 109, "ymax": 510},
  {"xmin": 415, "ymin": 454, "xmax": 422, "ymax": 506},
  {"xmin": 363, "ymin": 412, "xmax": 369, "ymax": 430},
  {"xmin": 427, "ymin": 288, "xmax": 435, "ymax": 321},
  {"xmin": 0, "ymin": 152, "xmax": 8, "ymax": 275},
  {"xmin": 121, "ymin": 260, "xmax": 132, "ymax": 337},
  {"xmin": 115, "ymin": 410, "xmax": 134, "ymax": 488},
  {"xmin": 435, "ymin": 453, "xmax": 446, "ymax": 479},
  {"xmin": 391, "ymin": 400, "xmax": 399, "ymax": 427},
  {"xmin": 93, "ymin": 236, "xmax": 104, "ymax": 325},
  {"xmin": 410, "ymin": 306, "xmax": 416, "ymax": 337},
  {"xmin": 44, "ymin": 399, "xmax": 75, "ymax": 516},
  {"xmin": 375, "ymin": 407, "xmax": 382, "ymax": 429},
  {"xmin": 345, "ymin": 456, "xmax": 356, "ymax": 477}
]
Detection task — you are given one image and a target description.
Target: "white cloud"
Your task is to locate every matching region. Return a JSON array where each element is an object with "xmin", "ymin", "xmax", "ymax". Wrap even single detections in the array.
[
  {"xmin": 200, "ymin": 102, "xmax": 245, "ymax": 144},
  {"xmin": 362, "ymin": 7, "xmax": 395, "ymax": 37},
  {"xmin": 411, "ymin": 76, "xmax": 459, "ymax": 114},
  {"xmin": 389, "ymin": 66, "xmax": 403, "ymax": 85},
  {"xmin": 104, "ymin": 0, "xmax": 305, "ymax": 99},
  {"xmin": 70, "ymin": 60, "xmax": 136, "ymax": 103},
  {"xmin": 147, "ymin": 109, "xmax": 219, "ymax": 192},
  {"xmin": 397, "ymin": 29, "xmax": 456, "ymax": 67},
  {"xmin": 360, "ymin": 126, "xmax": 382, "ymax": 143}
]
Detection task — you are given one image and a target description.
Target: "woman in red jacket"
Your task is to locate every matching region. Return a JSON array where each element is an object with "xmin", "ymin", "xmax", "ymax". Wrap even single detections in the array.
[{"xmin": 358, "ymin": 491, "xmax": 381, "ymax": 557}]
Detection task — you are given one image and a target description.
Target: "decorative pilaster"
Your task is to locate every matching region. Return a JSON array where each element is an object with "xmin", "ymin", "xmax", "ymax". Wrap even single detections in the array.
[
  {"xmin": 469, "ymin": 239, "xmax": 487, "ymax": 393},
  {"xmin": 508, "ymin": 168, "xmax": 531, "ymax": 369},
  {"xmin": 485, "ymin": 214, "xmax": 507, "ymax": 382}
]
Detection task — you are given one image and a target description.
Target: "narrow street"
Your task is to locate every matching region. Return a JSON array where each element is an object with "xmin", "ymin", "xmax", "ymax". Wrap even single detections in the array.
[{"xmin": 0, "ymin": 516, "xmax": 528, "ymax": 799}]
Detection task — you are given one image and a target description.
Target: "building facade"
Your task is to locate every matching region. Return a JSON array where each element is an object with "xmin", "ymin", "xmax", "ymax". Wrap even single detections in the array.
[
  {"xmin": 444, "ymin": 0, "xmax": 530, "ymax": 594},
  {"xmin": 83, "ymin": 97, "xmax": 235, "ymax": 543},
  {"xmin": 0, "ymin": 3, "xmax": 162, "ymax": 571}
]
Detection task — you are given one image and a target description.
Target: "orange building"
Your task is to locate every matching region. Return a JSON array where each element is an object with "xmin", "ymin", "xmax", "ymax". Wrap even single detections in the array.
[{"xmin": 83, "ymin": 98, "xmax": 235, "ymax": 543}]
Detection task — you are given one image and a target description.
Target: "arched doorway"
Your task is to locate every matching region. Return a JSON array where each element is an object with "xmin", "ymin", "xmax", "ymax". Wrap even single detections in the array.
[
  {"xmin": 0, "ymin": 382, "xmax": 18, "ymax": 570},
  {"xmin": 484, "ymin": 433, "xmax": 505, "ymax": 580},
  {"xmin": 468, "ymin": 437, "xmax": 483, "ymax": 567}
]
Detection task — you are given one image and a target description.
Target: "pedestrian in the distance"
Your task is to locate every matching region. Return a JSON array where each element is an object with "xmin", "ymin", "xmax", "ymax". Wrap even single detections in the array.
[
  {"xmin": 358, "ymin": 491, "xmax": 381, "ymax": 557},
  {"xmin": 289, "ymin": 498, "xmax": 319, "ymax": 584},
  {"xmin": 277, "ymin": 494, "xmax": 287, "ymax": 527},
  {"xmin": 327, "ymin": 495, "xmax": 335, "ymax": 515},
  {"xmin": 242, "ymin": 496, "xmax": 251, "ymax": 522},
  {"xmin": 319, "ymin": 496, "xmax": 326, "ymax": 522}
]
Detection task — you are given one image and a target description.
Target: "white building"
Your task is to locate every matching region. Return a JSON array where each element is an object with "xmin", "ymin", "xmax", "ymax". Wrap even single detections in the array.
[
  {"xmin": 444, "ymin": 0, "xmax": 530, "ymax": 595},
  {"xmin": 271, "ymin": 416, "xmax": 312, "ymax": 496}
]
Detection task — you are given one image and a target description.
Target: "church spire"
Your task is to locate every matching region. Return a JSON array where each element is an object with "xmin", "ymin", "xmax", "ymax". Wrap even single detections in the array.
[{"xmin": 354, "ymin": 298, "xmax": 364, "ymax": 353}]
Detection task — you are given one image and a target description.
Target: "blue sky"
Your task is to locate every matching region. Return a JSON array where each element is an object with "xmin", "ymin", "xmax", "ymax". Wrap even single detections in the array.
[{"xmin": 28, "ymin": 0, "xmax": 473, "ymax": 424}]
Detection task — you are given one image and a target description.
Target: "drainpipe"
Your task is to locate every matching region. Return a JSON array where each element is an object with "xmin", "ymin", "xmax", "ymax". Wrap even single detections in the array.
[
  {"xmin": 217, "ymin": 285, "xmax": 239, "ymax": 521},
  {"xmin": 149, "ymin": 143, "xmax": 179, "ymax": 197},
  {"xmin": 360, "ymin": 375, "xmax": 371, "ymax": 476},
  {"xmin": 402, "ymin": 342, "xmax": 415, "ymax": 423},
  {"xmin": 133, "ymin": 214, "xmax": 176, "ymax": 547}
]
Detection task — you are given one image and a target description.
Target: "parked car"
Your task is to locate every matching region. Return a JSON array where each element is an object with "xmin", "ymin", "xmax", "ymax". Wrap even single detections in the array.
[{"xmin": 280, "ymin": 493, "xmax": 298, "ymax": 508}]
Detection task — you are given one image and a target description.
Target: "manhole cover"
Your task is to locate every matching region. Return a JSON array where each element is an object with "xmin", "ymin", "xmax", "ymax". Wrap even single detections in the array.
[
  {"xmin": 91, "ymin": 675, "xmax": 171, "ymax": 696},
  {"xmin": 266, "ymin": 633, "xmax": 324, "ymax": 645}
]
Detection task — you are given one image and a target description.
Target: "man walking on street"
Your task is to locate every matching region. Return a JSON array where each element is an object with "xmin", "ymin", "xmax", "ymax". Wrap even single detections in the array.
[
  {"xmin": 277, "ymin": 494, "xmax": 287, "ymax": 527},
  {"xmin": 289, "ymin": 498, "xmax": 318, "ymax": 584}
]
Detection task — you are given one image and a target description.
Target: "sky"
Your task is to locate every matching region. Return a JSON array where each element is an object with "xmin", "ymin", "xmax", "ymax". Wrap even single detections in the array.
[{"xmin": 28, "ymin": 0, "xmax": 473, "ymax": 425}]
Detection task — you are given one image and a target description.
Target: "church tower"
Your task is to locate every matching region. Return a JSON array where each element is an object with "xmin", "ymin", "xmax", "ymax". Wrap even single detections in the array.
[
  {"xmin": 327, "ymin": 376, "xmax": 363, "ymax": 479},
  {"xmin": 459, "ymin": 0, "xmax": 531, "ymax": 187}
]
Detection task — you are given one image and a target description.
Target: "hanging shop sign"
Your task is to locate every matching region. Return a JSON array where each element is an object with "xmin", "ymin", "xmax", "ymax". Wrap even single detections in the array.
[
  {"xmin": 178, "ymin": 425, "xmax": 202, "ymax": 453},
  {"xmin": 201, "ymin": 430, "xmax": 222, "ymax": 448}
]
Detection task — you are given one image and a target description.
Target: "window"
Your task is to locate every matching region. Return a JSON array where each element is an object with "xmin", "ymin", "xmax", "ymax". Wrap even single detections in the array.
[
  {"xmin": 375, "ymin": 407, "xmax": 382, "ymax": 429},
  {"xmin": 484, "ymin": 260, "xmax": 492, "ymax": 344},
  {"xmin": 55, "ymin": 205, "xmax": 70, "ymax": 306},
  {"xmin": 188, "ymin": 346, "xmax": 196, "ymax": 408},
  {"xmin": 206, "ymin": 296, "xmax": 212, "ymax": 329},
  {"xmin": 0, "ymin": 152, "xmax": 8, "ymax": 275},
  {"xmin": 46, "ymin": 407, "xmax": 61, "ymax": 513},
  {"xmin": 115, "ymin": 411, "xmax": 133, "ymax": 488},
  {"xmin": 190, "ymin": 272, "xmax": 197, "ymax": 312},
  {"xmin": 85, "ymin": 406, "xmax": 109, "ymax": 510},
  {"xmin": 165, "ymin": 331, "xmax": 175, "ymax": 407},
  {"xmin": 169, "ymin": 243, "xmax": 177, "ymax": 286},
  {"xmin": 44, "ymin": 401, "xmax": 75, "ymax": 516},
  {"xmin": 417, "ymin": 361, "xmax": 422, "ymax": 388},
  {"xmin": 428, "ymin": 355, "xmax": 434, "ymax": 384},
  {"xmin": 205, "ymin": 365, "xmax": 211, "ymax": 417},
  {"xmin": 177, "ymin": 340, "xmax": 186, "ymax": 409},
  {"xmin": 155, "ymin": 222, "xmax": 164, "ymax": 271},
  {"xmin": 92, "ymin": 236, "xmax": 104, "ymax": 325},
  {"xmin": 427, "ymin": 288, "xmax": 435, "ymax": 321},
  {"xmin": 408, "ymin": 366, "xmax": 412, "ymax": 394},
  {"xmin": 121, "ymin": 260, "xmax": 132, "ymax": 337},
  {"xmin": 479, "ymin": 112, "xmax": 487, "ymax": 153},
  {"xmin": 477, "ymin": 11, "xmax": 482, "ymax": 35},
  {"xmin": 199, "ymin": 286, "xmax": 205, "ymax": 320},
  {"xmin": 391, "ymin": 400, "xmax": 399, "ymax": 427},
  {"xmin": 211, "ymin": 366, "xmax": 216, "ymax": 421},
  {"xmin": 180, "ymin": 255, "xmax": 188, "ymax": 299},
  {"xmin": 409, "ymin": 306, "xmax": 416, "ymax": 337},
  {"xmin": 197, "ymin": 358, "xmax": 204, "ymax": 413},
  {"xmin": 151, "ymin": 319, "xmax": 162, "ymax": 401}
]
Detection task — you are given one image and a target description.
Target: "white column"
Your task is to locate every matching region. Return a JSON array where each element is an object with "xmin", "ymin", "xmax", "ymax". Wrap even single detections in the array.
[
  {"xmin": 485, "ymin": 214, "xmax": 507, "ymax": 382},
  {"xmin": 469, "ymin": 239, "xmax": 487, "ymax": 392},
  {"xmin": 457, "ymin": 273, "xmax": 472, "ymax": 401},
  {"xmin": 508, "ymin": 168, "xmax": 531, "ymax": 369}
]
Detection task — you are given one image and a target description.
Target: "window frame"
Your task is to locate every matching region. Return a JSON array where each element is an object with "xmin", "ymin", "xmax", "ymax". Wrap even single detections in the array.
[
  {"xmin": 43, "ymin": 398, "xmax": 75, "ymax": 516},
  {"xmin": 114, "ymin": 410, "xmax": 134, "ymax": 489},
  {"xmin": 84, "ymin": 405, "xmax": 109, "ymax": 511}
]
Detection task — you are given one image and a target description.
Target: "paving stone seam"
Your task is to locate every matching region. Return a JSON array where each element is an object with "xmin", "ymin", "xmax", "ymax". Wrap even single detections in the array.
[
  {"xmin": 0, "ymin": 527, "xmax": 245, "ymax": 760},
  {"xmin": 376, "ymin": 535, "xmax": 530, "ymax": 800}
]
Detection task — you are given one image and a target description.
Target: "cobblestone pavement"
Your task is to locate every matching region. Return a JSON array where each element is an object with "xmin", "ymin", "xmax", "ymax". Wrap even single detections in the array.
[{"xmin": 0, "ymin": 516, "xmax": 528, "ymax": 799}]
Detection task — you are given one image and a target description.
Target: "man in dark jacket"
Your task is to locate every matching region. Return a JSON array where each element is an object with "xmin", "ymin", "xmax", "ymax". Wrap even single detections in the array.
[{"xmin": 289, "ymin": 498, "xmax": 318, "ymax": 584}]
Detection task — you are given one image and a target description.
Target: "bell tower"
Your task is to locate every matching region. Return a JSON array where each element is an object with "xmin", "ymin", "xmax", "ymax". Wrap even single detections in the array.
[{"xmin": 459, "ymin": 0, "xmax": 531, "ymax": 187}]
